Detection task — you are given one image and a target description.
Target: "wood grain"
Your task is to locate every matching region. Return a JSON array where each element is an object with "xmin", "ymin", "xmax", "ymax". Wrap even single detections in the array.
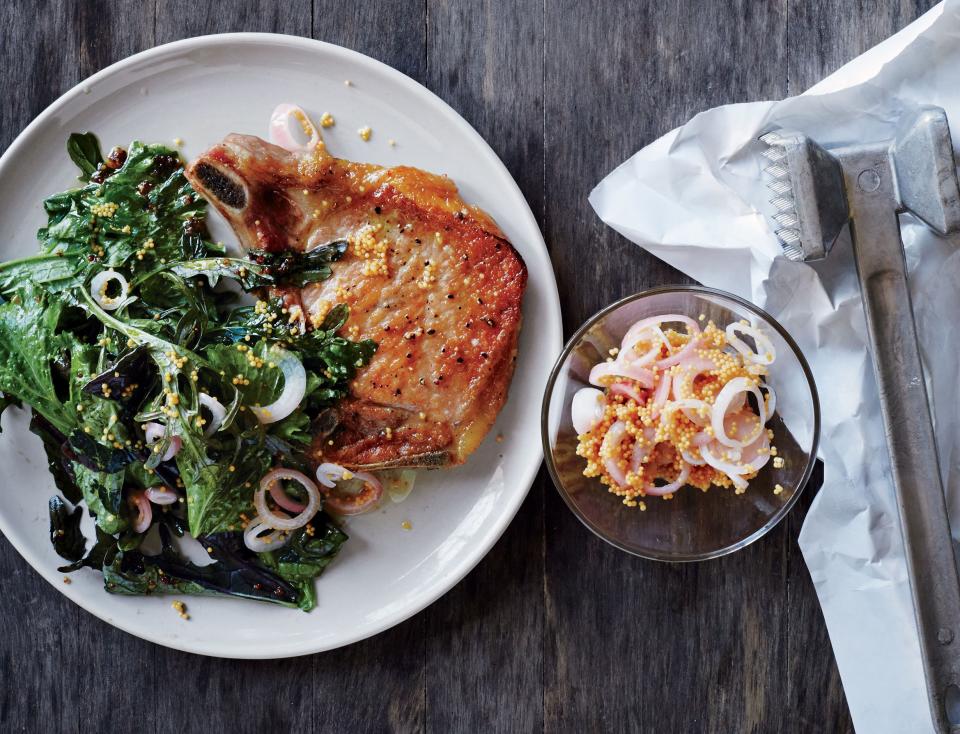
[{"xmin": 0, "ymin": 1, "xmax": 940, "ymax": 732}]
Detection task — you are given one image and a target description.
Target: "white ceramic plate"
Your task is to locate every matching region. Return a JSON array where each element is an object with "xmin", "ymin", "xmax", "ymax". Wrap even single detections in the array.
[{"xmin": 0, "ymin": 34, "xmax": 561, "ymax": 658}]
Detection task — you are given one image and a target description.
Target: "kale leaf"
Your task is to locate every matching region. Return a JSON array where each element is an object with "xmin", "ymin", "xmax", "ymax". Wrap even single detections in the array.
[
  {"xmin": 103, "ymin": 529, "xmax": 303, "ymax": 607},
  {"xmin": 29, "ymin": 411, "xmax": 82, "ymax": 504},
  {"xmin": 0, "ymin": 285, "xmax": 78, "ymax": 435},
  {"xmin": 66, "ymin": 132, "xmax": 104, "ymax": 179},
  {"xmin": 259, "ymin": 515, "xmax": 348, "ymax": 611},
  {"xmin": 73, "ymin": 463, "xmax": 126, "ymax": 534},
  {"xmin": 48, "ymin": 495, "xmax": 86, "ymax": 562},
  {"xmin": 246, "ymin": 240, "xmax": 348, "ymax": 287},
  {"xmin": 59, "ymin": 525, "xmax": 117, "ymax": 574}
]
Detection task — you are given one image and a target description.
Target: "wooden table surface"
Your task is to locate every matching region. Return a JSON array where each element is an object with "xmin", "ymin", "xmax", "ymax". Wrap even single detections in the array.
[{"xmin": 0, "ymin": 1, "xmax": 936, "ymax": 732}]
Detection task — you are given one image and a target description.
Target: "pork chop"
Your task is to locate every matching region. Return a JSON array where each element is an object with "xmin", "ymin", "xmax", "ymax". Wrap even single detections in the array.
[{"xmin": 186, "ymin": 131, "xmax": 527, "ymax": 469}]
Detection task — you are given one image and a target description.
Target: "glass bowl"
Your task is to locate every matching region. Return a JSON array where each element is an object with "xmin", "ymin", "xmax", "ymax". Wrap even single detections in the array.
[{"xmin": 541, "ymin": 285, "xmax": 820, "ymax": 561}]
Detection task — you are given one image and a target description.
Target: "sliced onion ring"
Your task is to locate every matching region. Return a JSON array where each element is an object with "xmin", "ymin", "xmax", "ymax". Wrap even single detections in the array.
[
  {"xmin": 761, "ymin": 382, "xmax": 777, "ymax": 417},
  {"xmin": 619, "ymin": 325, "xmax": 668, "ymax": 366},
  {"xmin": 600, "ymin": 421, "xmax": 629, "ymax": 487},
  {"xmin": 315, "ymin": 462, "xmax": 344, "ymax": 489},
  {"xmin": 608, "ymin": 381, "xmax": 646, "ymax": 405},
  {"xmin": 243, "ymin": 519, "xmax": 288, "ymax": 552},
  {"xmin": 255, "ymin": 468, "xmax": 321, "ymax": 530},
  {"xmin": 143, "ymin": 422, "xmax": 181, "ymax": 461},
  {"xmin": 663, "ymin": 398, "xmax": 711, "ymax": 427},
  {"xmin": 726, "ymin": 322, "xmax": 776, "ymax": 365},
  {"xmin": 651, "ymin": 373, "xmax": 672, "ymax": 417},
  {"xmin": 90, "ymin": 269, "xmax": 129, "ymax": 311},
  {"xmin": 630, "ymin": 427, "xmax": 657, "ymax": 473},
  {"xmin": 128, "ymin": 489, "xmax": 152, "ymax": 533},
  {"xmin": 269, "ymin": 103, "xmax": 321, "ymax": 152},
  {"xmin": 711, "ymin": 377, "xmax": 767, "ymax": 449},
  {"xmin": 643, "ymin": 461, "xmax": 691, "ymax": 497},
  {"xmin": 670, "ymin": 355, "xmax": 717, "ymax": 400},
  {"xmin": 145, "ymin": 486, "xmax": 179, "ymax": 505},
  {"xmin": 251, "ymin": 348, "xmax": 306, "ymax": 424},
  {"xmin": 324, "ymin": 471, "xmax": 383, "ymax": 516},
  {"xmin": 621, "ymin": 314, "xmax": 700, "ymax": 353},
  {"xmin": 314, "ymin": 462, "xmax": 383, "ymax": 515},
  {"xmin": 270, "ymin": 479, "xmax": 306, "ymax": 513},
  {"xmin": 571, "ymin": 387, "xmax": 607, "ymax": 435},
  {"xmin": 655, "ymin": 336, "xmax": 701, "ymax": 369},
  {"xmin": 198, "ymin": 393, "xmax": 226, "ymax": 436},
  {"xmin": 739, "ymin": 429, "xmax": 772, "ymax": 473},
  {"xmin": 700, "ymin": 442, "xmax": 749, "ymax": 490},
  {"xmin": 681, "ymin": 447, "xmax": 706, "ymax": 466},
  {"xmin": 589, "ymin": 360, "xmax": 654, "ymax": 388}
]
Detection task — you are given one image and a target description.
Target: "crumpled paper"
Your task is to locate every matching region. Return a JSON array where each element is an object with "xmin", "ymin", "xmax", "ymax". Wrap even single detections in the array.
[{"xmin": 590, "ymin": 3, "xmax": 960, "ymax": 732}]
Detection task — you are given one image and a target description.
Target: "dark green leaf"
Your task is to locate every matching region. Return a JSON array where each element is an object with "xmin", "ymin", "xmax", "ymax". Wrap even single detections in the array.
[
  {"xmin": 0, "ymin": 248, "xmax": 91, "ymax": 296},
  {"xmin": 48, "ymin": 495, "xmax": 86, "ymax": 562},
  {"xmin": 29, "ymin": 411, "xmax": 81, "ymax": 503},
  {"xmin": 59, "ymin": 525, "xmax": 117, "ymax": 574},
  {"xmin": 0, "ymin": 284, "xmax": 78, "ymax": 435},
  {"xmin": 320, "ymin": 303, "xmax": 350, "ymax": 332},
  {"xmin": 80, "ymin": 346, "xmax": 155, "ymax": 412},
  {"xmin": 103, "ymin": 530, "xmax": 302, "ymax": 607},
  {"xmin": 73, "ymin": 463, "xmax": 125, "ymax": 534},
  {"xmin": 168, "ymin": 257, "xmax": 273, "ymax": 290},
  {"xmin": 246, "ymin": 240, "xmax": 347, "ymax": 288},
  {"xmin": 68, "ymin": 430, "xmax": 137, "ymax": 474},
  {"xmin": 66, "ymin": 132, "xmax": 104, "ymax": 178},
  {"xmin": 178, "ymin": 437, "xmax": 272, "ymax": 537},
  {"xmin": 259, "ymin": 515, "xmax": 347, "ymax": 611}
]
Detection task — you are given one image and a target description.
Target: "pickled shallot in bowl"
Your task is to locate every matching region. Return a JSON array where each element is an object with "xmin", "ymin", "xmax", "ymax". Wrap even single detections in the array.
[
  {"xmin": 542, "ymin": 286, "xmax": 819, "ymax": 562},
  {"xmin": 573, "ymin": 315, "xmax": 778, "ymax": 507}
]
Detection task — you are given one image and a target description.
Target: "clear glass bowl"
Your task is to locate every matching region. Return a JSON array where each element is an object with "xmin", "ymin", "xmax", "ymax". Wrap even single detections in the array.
[{"xmin": 541, "ymin": 286, "xmax": 820, "ymax": 561}]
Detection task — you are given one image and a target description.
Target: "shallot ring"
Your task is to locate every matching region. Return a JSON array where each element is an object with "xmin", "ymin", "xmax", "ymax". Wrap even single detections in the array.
[
  {"xmin": 726, "ymin": 322, "xmax": 776, "ymax": 365},
  {"xmin": 268, "ymin": 103, "xmax": 322, "ymax": 152},
  {"xmin": 255, "ymin": 468, "xmax": 321, "ymax": 530},
  {"xmin": 315, "ymin": 463, "xmax": 384, "ymax": 516},
  {"xmin": 250, "ymin": 348, "xmax": 306, "ymax": 425},
  {"xmin": 128, "ymin": 489, "xmax": 152, "ymax": 533},
  {"xmin": 243, "ymin": 519, "xmax": 288, "ymax": 552},
  {"xmin": 90, "ymin": 269, "xmax": 129, "ymax": 311},
  {"xmin": 711, "ymin": 377, "xmax": 767, "ymax": 449},
  {"xmin": 198, "ymin": 393, "xmax": 226, "ymax": 436}
]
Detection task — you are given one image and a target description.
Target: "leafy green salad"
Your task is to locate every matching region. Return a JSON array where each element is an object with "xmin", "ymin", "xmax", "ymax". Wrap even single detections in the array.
[{"xmin": 0, "ymin": 133, "xmax": 376, "ymax": 610}]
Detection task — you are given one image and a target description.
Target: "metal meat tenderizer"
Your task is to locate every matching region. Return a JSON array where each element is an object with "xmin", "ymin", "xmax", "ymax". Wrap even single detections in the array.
[{"xmin": 760, "ymin": 106, "xmax": 960, "ymax": 733}]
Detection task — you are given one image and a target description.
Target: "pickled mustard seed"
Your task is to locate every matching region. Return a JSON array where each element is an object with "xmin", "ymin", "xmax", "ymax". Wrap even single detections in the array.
[{"xmin": 575, "ymin": 318, "xmax": 778, "ymax": 505}]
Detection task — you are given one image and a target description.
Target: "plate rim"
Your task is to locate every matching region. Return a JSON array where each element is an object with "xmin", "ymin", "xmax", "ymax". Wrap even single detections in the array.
[{"xmin": 0, "ymin": 31, "xmax": 561, "ymax": 658}]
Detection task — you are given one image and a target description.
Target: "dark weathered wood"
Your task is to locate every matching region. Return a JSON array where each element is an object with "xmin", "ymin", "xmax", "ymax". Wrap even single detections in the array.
[
  {"xmin": 786, "ymin": 0, "xmax": 933, "ymax": 96},
  {"xmin": 313, "ymin": 0, "xmax": 427, "ymax": 86},
  {"xmin": 155, "ymin": 0, "xmax": 311, "ymax": 41},
  {"xmin": 0, "ymin": 1, "xmax": 941, "ymax": 732}
]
